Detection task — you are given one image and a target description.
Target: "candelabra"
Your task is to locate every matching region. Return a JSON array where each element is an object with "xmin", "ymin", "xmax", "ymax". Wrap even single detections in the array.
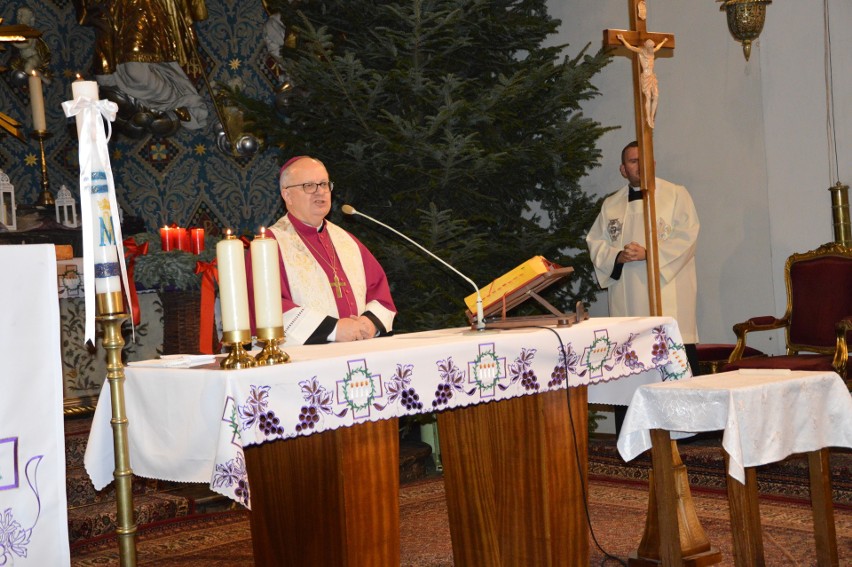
[
  {"xmin": 255, "ymin": 326, "xmax": 290, "ymax": 365},
  {"xmin": 220, "ymin": 329, "xmax": 257, "ymax": 369},
  {"xmin": 30, "ymin": 130, "xmax": 54, "ymax": 206}
]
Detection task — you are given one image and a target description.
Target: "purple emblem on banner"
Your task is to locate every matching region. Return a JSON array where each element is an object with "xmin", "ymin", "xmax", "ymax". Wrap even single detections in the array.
[{"xmin": 0, "ymin": 437, "xmax": 20, "ymax": 490}]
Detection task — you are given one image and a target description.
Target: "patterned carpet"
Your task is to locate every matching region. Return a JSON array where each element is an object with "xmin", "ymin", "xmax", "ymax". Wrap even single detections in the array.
[
  {"xmin": 70, "ymin": 471, "xmax": 852, "ymax": 566},
  {"xmin": 587, "ymin": 434, "xmax": 852, "ymax": 506}
]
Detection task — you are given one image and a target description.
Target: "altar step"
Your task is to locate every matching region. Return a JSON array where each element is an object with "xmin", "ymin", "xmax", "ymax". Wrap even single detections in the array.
[
  {"xmin": 64, "ymin": 415, "xmax": 434, "ymax": 545},
  {"xmin": 64, "ymin": 415, "xmax": 195, "ymax": 544}
]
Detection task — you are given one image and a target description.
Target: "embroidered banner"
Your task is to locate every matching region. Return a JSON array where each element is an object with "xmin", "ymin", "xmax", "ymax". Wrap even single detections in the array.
[{"xmin": 0, "ymin": 245, "xmax": 70, "ymax": 566}]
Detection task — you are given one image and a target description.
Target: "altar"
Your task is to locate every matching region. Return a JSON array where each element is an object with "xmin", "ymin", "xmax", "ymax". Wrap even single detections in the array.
[{"xmin": 85, "ymin": 315, "xmax": 691, "ymax": 565}]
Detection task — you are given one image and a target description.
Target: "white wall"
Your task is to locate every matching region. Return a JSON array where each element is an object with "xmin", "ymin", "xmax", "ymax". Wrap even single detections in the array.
[
  {"xmin": 549, "ymin": 1, "xmax": 851, "ymax": 354},
  {"xmin": 761, "ymin": 0, "xmax": 850, "ymax": 319}
]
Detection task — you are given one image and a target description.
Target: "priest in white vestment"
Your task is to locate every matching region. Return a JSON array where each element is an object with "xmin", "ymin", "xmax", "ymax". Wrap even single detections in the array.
[
  {"xmin": 586, "ymin": 141, "xmax": 700, "ymax": 362},
  {"xmin": 248, "ymin": 155, "xmax": 397, "ymax": 345}
]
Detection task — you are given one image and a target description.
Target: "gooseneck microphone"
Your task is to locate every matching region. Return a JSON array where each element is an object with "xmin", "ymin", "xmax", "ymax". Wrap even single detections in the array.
[{"xmin": 342, "ymin": 204, "xmax": 486, "ymax": 331}]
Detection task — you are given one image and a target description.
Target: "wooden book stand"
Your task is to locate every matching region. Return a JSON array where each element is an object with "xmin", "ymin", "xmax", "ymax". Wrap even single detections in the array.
[{"xmin": 465, "ymin": 266, "xmax": 589, "ymax": 330}]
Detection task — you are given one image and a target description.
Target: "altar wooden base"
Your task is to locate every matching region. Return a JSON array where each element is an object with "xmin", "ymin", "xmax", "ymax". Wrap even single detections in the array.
[
  {"xmin": 244, "ymin": 417, "xmax": 400, "ymax": 567},
  {"xmin": 437, "ymin": 386, "xmax": 589, "ymax": 566}
]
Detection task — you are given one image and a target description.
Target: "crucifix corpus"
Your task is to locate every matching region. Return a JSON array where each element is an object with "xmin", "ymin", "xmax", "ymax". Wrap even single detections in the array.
[{"xmin": 603, "ymin": 0, "xmax": 674, "ymax": 318}]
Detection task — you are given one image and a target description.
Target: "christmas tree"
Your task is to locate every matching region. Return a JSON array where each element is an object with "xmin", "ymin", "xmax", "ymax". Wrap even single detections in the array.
[{"xmin": 241, "ymin": 0, "xmax": 613, "ymax": 332}]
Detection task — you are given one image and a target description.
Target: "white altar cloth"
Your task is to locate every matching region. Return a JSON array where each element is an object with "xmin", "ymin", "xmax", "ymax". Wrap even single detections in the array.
[
  {"xmin": 0, "ymin": 245, "xmax": 70, "ymax": 566},
  {"xmin": 617, "ymin": 369, "xmax": 852, "ymax": 484},
  {"xmin": 86, "ymin": 316, "xmax": 692, "ymax": 507}
]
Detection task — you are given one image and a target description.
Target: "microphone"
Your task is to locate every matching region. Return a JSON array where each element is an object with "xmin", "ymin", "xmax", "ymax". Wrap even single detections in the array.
[{"xmin": 342, "ymin": 204, "xmax": 486, "ymax": 331}]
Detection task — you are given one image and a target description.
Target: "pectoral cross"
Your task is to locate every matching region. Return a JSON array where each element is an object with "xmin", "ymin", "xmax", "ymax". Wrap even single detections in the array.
[
  {"xmin": 603, "ymin": 0, "xmax": 674, "ymax": 318},
  {"xmin": 330, "ymin": 274, "xmax": 347, "ymax": 299}
]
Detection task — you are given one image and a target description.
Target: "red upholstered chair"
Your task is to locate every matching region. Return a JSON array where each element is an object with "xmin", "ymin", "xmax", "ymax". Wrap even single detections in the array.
[
  {"xmin": 697, "ymin": 343, "xmax": 765, "ymax": 375},
  {"xmin": 724, "ymin": 242, "xmax": 852, "ymax": 385}
]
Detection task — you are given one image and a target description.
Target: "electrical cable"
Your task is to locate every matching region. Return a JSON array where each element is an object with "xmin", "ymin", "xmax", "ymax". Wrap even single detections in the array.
[
  {"xmin": 823, "ymin": 0, "xmax": 839, "ymax": 186},
  {"xmin": 526, "ymin": 324, "xmax": 628, "ymax": 567}
]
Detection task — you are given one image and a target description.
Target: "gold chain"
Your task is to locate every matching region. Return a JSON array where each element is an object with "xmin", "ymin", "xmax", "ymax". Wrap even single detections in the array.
[{"xmin": 299, "ymin": 232, "xmax": 348, "ymax": 299}]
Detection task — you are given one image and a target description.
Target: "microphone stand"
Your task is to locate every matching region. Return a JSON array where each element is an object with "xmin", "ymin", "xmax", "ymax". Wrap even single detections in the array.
[{"xmin": 342, "ymin": 204, "xmax": 486, "ymax": 331}]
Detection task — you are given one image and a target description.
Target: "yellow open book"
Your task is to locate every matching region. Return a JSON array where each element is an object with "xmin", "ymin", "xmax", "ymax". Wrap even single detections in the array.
[{"xmin": 464, "ymin": 256, "xmax": 557, "ymax": 313}]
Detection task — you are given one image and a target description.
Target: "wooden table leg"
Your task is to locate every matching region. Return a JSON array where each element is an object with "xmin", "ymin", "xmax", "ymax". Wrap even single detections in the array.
[
  {"xmin": 724, "ymin": 454, "xmax": 765, "ymax": 566},
  {"xmin": 632, "ymin": 436, "xmax": 720, "ymax": 567},
  {"xmin": 808, "ymin": 448, "xmax": 839, "ymax": 567},
  {"xmin": 649, "ymin": 429, "xmax": 683, "ymax": 566}
]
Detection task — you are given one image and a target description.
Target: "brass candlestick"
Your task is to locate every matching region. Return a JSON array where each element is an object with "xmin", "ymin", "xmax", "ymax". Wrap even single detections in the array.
[
  {"xmin": 220, "ymin": 329, "xmax": 257, "ymax": 369},
  {"xmin": 96, "ymin": 290, "xmax": 138, "ymax": 567},
  {"xmin": 255, "ymin": 326, "xmax": 289, "ymax": 365},
  {"xmin": 30, "ymin": 130, "xmax": 54, "ymax": 206}
]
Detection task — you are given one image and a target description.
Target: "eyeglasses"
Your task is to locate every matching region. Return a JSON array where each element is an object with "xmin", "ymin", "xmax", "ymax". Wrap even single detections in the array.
[{"xmin": 283, "ymin": 181, "xmax": 334, "ymax": 194}]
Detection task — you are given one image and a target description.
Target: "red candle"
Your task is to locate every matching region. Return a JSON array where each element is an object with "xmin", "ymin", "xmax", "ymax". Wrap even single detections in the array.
[
  {"xmin": 190, "ymin": 227, "xmax": 205, "ymax": 254},
  {"xmin": 174, "ymin": 227, "xmax": 190, "ymax": 251},
  {"xmin": 160, "ymin": 226, "xmax": 173, "ymax": 251}
]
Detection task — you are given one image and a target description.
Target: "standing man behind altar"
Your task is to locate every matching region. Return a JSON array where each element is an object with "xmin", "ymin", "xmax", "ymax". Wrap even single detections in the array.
[
  {"xmin": 248, "ymin": 155, "xmax": 396, "ymax": 345},
  {"xmin": 586, "ymin": 141, "xmax": 700, "ymax": 366}
]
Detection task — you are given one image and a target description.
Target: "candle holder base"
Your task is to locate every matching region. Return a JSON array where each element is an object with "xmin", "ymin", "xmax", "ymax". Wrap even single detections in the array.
[
  {"xmin": 256, "ymin": 339, "xmax": 290, "ymax": 365},
  {"xmin": 35, "ymin": 191, "xmax": 55, "ymax": 207},
  {"xmin": 220, "ymin": 339, "xmax": 257, "ymax": 370}
]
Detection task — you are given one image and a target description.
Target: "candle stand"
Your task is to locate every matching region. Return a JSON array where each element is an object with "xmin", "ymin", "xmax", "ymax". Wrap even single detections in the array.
[
  {"xmin": 220, "ymin": 329, "xmax": 257, "ymax": 369},
  {"xmin": 255, "ymin": 326, "xmax": 289, "ymax": 365},
  {"xmin": 30, "ymin": 130, "xmax": 54, "ymax": 206},
  {"xmin": 96, "ymin": 290, "xmax": 137, "ymax": 567}
]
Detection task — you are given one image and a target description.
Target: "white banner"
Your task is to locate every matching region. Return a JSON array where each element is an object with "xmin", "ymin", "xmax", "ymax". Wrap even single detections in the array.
[{"xmin": 0, "ymin": 245, "xmax": 70, "ymax": 566}]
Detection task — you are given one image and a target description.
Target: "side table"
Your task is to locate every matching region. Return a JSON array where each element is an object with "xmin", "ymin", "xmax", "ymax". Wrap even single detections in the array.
[{"xmin": 618, "ymin": 370, "xmax": 852, "ymax": 566}]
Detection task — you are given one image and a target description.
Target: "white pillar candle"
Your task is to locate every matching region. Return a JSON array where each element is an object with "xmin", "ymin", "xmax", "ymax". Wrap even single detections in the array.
[
  {"xmin": 71, "ymin": 77, "xmax": 99, "ymax": 138},
  {"xmin": 83, "ymin": 131, "xmax": 120, "ymax": 294},
  {"xmin": 90, "ymin": 168, "xmax": 121, "ymax": 294},
  {"xmin": 28, "ymin": 72, "xmax": 46, "ymax": 131},
  {"xmin": 217, "ymin": 231, "xmax": 251, "ymax": 334},
  {"xmin": 250, "ymin": 228, "xmax": 284, "ymax": 329}
]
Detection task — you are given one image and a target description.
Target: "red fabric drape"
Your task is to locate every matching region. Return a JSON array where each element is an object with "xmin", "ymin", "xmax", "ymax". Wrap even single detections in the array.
[
  {"xmin": 122, "ymin": 238, "xmax": 149, "ymax": 325},
  {"xmin": 195, "ymin": 259, "xmax": 218, "ymax": 354}
]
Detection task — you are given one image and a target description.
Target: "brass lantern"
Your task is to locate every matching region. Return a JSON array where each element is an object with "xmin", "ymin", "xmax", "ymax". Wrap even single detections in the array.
[{"xmin": 719, "ymin": 0, "xmax": 772, "ymax": 61}]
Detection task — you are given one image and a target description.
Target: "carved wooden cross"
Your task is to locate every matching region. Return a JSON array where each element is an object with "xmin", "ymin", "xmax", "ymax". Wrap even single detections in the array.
[{"xmin": 603, "ymin": 0, "xmax": 675, "ymax": 317}]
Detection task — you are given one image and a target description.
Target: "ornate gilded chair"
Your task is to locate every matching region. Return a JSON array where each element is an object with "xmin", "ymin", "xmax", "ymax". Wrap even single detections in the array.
[{"xmin": 724, "ymin": 242, "xmax": 852, "ymax": 384}]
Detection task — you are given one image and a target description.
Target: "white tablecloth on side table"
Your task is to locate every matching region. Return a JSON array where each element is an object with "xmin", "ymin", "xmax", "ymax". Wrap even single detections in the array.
[{"xmin": 617, "ymin": 369, "xmax": 852, "ymax": 483}]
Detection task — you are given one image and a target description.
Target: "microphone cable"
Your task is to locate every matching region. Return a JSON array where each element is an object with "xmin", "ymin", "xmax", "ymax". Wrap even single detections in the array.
[{"xmin": 527, "ymin": 324, "xmax": 628, "ymax": 567}]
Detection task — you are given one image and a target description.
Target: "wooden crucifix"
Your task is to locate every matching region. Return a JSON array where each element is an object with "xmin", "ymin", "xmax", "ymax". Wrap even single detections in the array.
[
  {"xmin": 603, "ymin": 0, "xmax": 674, "ymax": 318},
  {"xmin": 604, "ymin": 4, "xmax": 722, "ymax": 567}
]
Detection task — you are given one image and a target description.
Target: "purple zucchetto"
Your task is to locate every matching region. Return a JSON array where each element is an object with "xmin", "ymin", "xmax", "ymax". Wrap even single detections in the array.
[{"xmin": 278, "ymin": 155, "xmax": 309, "ymax": 181}]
